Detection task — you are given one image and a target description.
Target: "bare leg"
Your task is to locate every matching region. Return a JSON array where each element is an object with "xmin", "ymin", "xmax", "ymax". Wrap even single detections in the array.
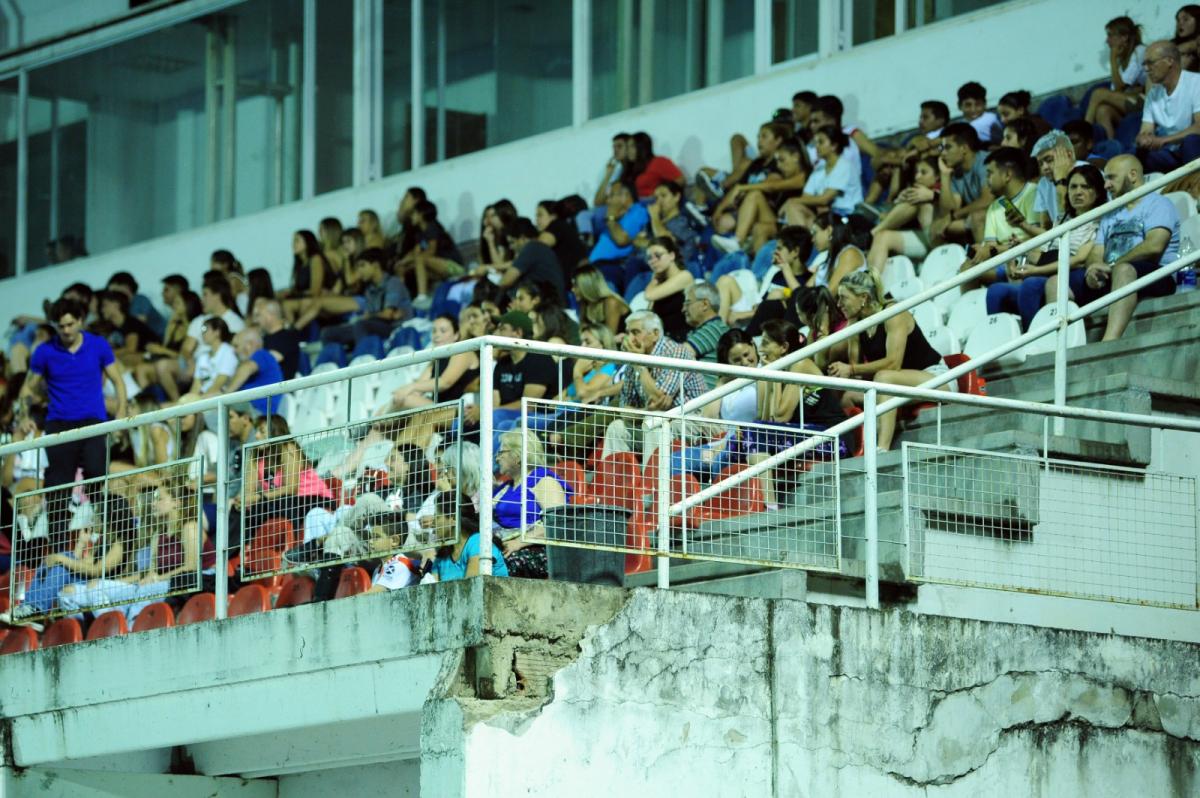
[
  {"xmin": 867, "ymin": 230, "xmax": 907, "ymax": 276},
  {"xmin": 1095, "ymin": 103, "xmax": 1121, "ymax": 141},
  {"xmin": 154, "ymin": 358, "xmax": 184, "ymax": 401},
  {"xmin": 748, "ymin": 452, "xmax": 778, "ymax": 508},
  {"xmin": 8, "ymin": 343, "xmax": 29, "ymax": 375},
  {"xmin": 749, "ymin": 221, "xmax": 777, "ymax": 254},
  {"xmin": 714, "ymin": 212, "xmax": 736, "ymax": 236},
  {"xmin": 716, "ymin": 274, "xmax": 742, "ymax": 324},
  {"xmin": 1102, "ymin": 263, "xmax": 1138, "ymax": 341},
  {"xmin": 295, "ymin": 295, "xmax": 361, "ymax": 331},
  {"xmin": 734, "ymin": 192, "xmax": 773, "ymax": 242}
]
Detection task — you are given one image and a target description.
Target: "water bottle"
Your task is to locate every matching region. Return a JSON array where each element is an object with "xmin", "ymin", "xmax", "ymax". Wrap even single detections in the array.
[{"xmin": 1179, "ymin": 239, "xmax": 1197, "ymax": 292}]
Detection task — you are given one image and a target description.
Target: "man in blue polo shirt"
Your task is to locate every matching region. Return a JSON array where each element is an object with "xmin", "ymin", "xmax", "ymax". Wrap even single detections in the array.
[
  {"xmin": 19, "ymin": 297, "xmax": 126, "ymax": 530},
  {"xmin": 226, "ymin": 327, "xmax": 285, "ymax": 416}
]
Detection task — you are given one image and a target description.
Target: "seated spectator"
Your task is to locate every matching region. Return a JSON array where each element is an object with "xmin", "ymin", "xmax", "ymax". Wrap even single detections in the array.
[
  {"xmin": 237, "ymin": 415, "xmax": 334, "ymax": 546},
  {"xmin": 154, "ymin": 274, "xmax": 244, "ymax": 401},
  {"xmin": 996, "ymin": 90, "xmax": 1051, "ymax": 137},
  {"xmin": 510, "ymin": 280, "xmax": 578, "ymax": 344},
  {"xmin": 134, "ymin": 285, "xmax": 200, "ymax": 392},
  {"xmin": 1085, "ymin": 17, "xmax": 1148, "ymax": 140},
  {"xmin": 1136, "ymin": 40, "xmax": 1200, "ymax": 171},
  {"xmin": 956, "ymin": 81, "xmax": 1003, "ymax": 146},
  {"xmin": 1175, "ymin": 5, "xmax": 1200, "ymax": 72},
  {"xmin": 642, "ymin": 237, "xmax": 695, "ymax": 342},
  {"xmin": 535, "ymin": 199, "xmax": 587, "ymax": 283},
  {"xmin": 430, "ymin": 493, "xmax": 508, "ymax": 581},
  {"xmin": 225, "ymin": 328, "xmax": 284, "ymax": 415},
  {"xmin": 559, "ymin": 323, "xmax": 621, "ymax": 408},
  {"xmin": 479, "ymin": 199, "xmax": 518, "ymax": 267},
  {"xmin": 811, "ymin": 212, "xmax": 873, "ymax": 295},
  {"xmin": 572, "ymin": 264, "xmax": 630, "ymax": 336},
  {"xmin": 987, "ymin": 164, "xmax": 1104, "ymax": 329},
  {"xmin": 106, "ymin": 271, "xmax": 166, "ymax": 339},
  {"xmin": 279, "ymin": 230, "xmax": 331, "ymax": 306},
  {"xmin": 2, "ymin": 404, "xmax": 47, "ymax": 494},
  {"xmin": 711, "ymin": 140, "xmax": 811, "ymax": 255},
  {"xmin": 392, "ymin": 187, "xmax": 428, "ymax": 263},
  {"xmin": 309, "ymin": 248, "xmax": 413, "ymax": 348},
  {"xmin": 959, "ymin": 147, "xmax": 1038, "ymax": 290},
  {"xmin": 464, "ymin": 311, "xmax": 560, "ymax": 436},
  {"xmin": 863, "ymin": 100, "xmax": 949, "ymax": 208},
  {"xmin": 253, "ymin": 299, "xmax": 301, "ymax": 380},
  {"xmin": 866, "ymin": 155, "xmax": 943, "ymax": 276},
  {"xmin": 359, "ymin": 208, "xmax": 386, "ymax": 249},
  {"xmin": 387, "ymin": 314, "xmax": 480, "ymax": 410},
  {"xmin": 804, "ymin": 95, "xmax": 869, "ymax": 188},
  {"xmin": 1025, "ymin": 131, "xmax": 1084, "ymax": 233},
  {"xmin": 318, "ymin": 217, "xmax": 350, "ymax": 290},
  {"xmin": 647, "ymin": 180, "xmax": 701, "ymax": 266},
  {"xmin": 627, "ymin": 131, "xmax": 684, "ymax": 200},
  {"xmin": 245, "ymin": 267, "xmax": 276, "ymax": 318},
  {"xmin": 98, "ymin": 290, "xmax": 161, "ymax": 369},
  {"xmin": 400, "ymin": 199, "xmax": 465, "ymax": 306},
  {"xmin": 211, "ymin": 250, "xmax": 250, "ymax": 315},
  {"xmin": 408, "ymin": 442, "xmax": 482, "ymax": 545},
  {"xmin": 494, "ymin": 428, "xmax": 571, "ymax": 579},
  {"xmin": 706, "ymin": 121, "xmax": 792, "ymax": 228},
  {"xmin": 592, "ymin": 132, "xmax": 630, "ymax": 217},
  {"xmin": 1063, "ymin": 119, "xmax": 1111, "ymax": 166},
  {"xmin": 113, "ymin": 397, "xmax": 174, "ymax": 470},
  {"xmin": 531, "ymin": 304, "xmax": 576, "ymax": 349},
  {"xmin": 829, "ymin": 271, "xmax": 951, "ymax": 451},
  {"xmin": 743, "ymin": 226, "xmax": 818, "ymax": 335},
  {"xmin": 782, "ymin": 126, "xmax": 863, "ymax": 228},
  {"xmin": 681, "ymin": 282, "xmax": 730, "ymax": 385},
  {"xmin": 473, "ymin": 218, "xmax": 567, "ymax": 305},
  {"xmin": 193, "ymin": 318, "xmax": 238, "ymax": 397},
  {"xmin": 932, "ymin": 122, "xmax": 992, "ymax": 244},
  {"xmin": 588, "ymin": 178, "xmax": 649, "ymax": 295},
  {"xmin": 1000, "ymin": 117, "xmax": 1038, "ymax": 156},
  {"xmin": 748, "ymin": 319, "xmax": 847, "ymax": 509},
  {"xmin": 1046, "ymin": 155, "xmax": 1180, "ymax": 342}
]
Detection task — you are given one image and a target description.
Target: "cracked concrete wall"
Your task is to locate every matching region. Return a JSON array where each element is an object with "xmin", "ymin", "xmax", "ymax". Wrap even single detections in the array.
[{"xmin": 442, "ymin": 584, "xmax": 1198, "ymax": 797}]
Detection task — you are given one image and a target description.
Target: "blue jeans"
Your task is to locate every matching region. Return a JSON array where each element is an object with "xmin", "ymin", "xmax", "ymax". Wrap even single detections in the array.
[
  {"xmin": 671, "ymin": 439, "xmax": 737, "ymax": 482},
  {"xmin": 985, "ymin": 268, "xmax": 1049, "ymax": 330},
  {"xmin": 1139, "ymin": 135, "xmax": 1200, "ymax": 173},
  {"xmin": 25, "ymin": 562, "xmax": 74, "ymax": 613}
]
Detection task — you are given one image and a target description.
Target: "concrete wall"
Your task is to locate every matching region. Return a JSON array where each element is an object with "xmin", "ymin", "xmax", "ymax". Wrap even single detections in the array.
[{"xmin": 0, "ymin": 0, "xmax": 1180, "ymax": 308}]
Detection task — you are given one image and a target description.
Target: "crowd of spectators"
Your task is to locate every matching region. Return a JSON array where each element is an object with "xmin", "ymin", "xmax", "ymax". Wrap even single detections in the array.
[{"xmin": 2, "ymin": 8, "xmax": 1199, "ymax": 627}]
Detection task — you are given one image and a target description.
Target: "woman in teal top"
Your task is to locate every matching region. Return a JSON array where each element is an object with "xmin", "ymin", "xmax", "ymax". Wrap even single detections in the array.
[{"xmin": 432, "ymin": 493, "xmax": 508, "ymax": 580}]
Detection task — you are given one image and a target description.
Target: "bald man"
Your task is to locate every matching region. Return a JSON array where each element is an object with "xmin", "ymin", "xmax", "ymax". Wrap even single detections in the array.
[
  {"xmin": 1045, "ymin": 155, "xmax": 1181, "ymax": 341},
  {"xmin": 226, "ymin": 327, "xmax": 284, "ymax": 415},
  {"xmin": 1136, "ymin": 41, "xmax": 1200, "ymax": 171}
]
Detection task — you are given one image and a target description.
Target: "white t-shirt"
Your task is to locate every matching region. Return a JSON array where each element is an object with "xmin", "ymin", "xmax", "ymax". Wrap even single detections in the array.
[
  {"xmin": 1143, "ymin": 70, "xmax": 1200, "ymax": 140},
  {"xmin": 968, "ymin": 111, "xmax": 1003, "ymax": 145},
  {"xmin": 14, "ymin": 447, "xmax": 48, "ymax": 482},
  {"xmin": 372, "ymin": 554, "xmax": 416, "ymax": 590},
  {"xmin": 1116, "ymin": 45, "xmax": 1147, "ymax": 89},
  {"xmin": 194, "ymin": 342, "xmax": 238, "ymax": 392},
  {"xmin": 189, "ymin": 429, "xmax": 221, "ymax": 491},
  {"xmin": 186, "ymin": 310, "xmax": 246, "ymax": 345},
  {"xmin": 804, "ymin": 152, "xmax": 865, "ymax": 216}
]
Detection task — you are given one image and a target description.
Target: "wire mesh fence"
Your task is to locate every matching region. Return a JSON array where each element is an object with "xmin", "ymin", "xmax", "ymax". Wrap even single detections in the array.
[
  {"xmin": 516, "ymin": 399, "xmax": 843, "ymax": 572},
  {"xmin": 903, "ymin": 442, "xmax": 1199, "ymax": 609},
  {"xmin": 7, "ymin": 457, "xmax": 204, "ymax": 625},
  {"xmin": 237, "ymin": 400, "xmax": 463, "ymax": 581}
]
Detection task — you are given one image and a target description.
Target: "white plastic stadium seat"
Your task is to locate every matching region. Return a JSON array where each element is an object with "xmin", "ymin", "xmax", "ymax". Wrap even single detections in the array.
[
  {"xmin": 629, "ymin": 291, "xmax": 649, "ymax": 312},
  {"xmin": 881, "ymin": 256, "xmax": 916, "ymax": 294},
  {"xmin": 887, "ymin": 277, "xmax": 923, "ymax": 303},
  {"xmin": 1021, "ymin": 302, "xmax": 1086, "ymax": 357},
  {"xmin": 920, "ymin": 244, "xmax": 967, "ymax": 315},
  {"xmin": 1164, "ymin": 191, "xmax": 1197, "ymax": 221},
  {"xmin": 964, "ymin": 313, "xmax": 1025, "ymax": 366},
  {"xmin": 923, "ymin": 326, "xmax": 961, "ymax": 356},
  {"xmin": 911, "ymin": 301, "xmax": 944, "ymax": 336},
  {"xmin": 946, "ymin": 288, "xmax": 988, "ymax": 343}
]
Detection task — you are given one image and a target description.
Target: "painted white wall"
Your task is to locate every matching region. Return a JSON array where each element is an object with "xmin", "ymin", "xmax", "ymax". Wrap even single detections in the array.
[{"xmin": 0, "ymin": 0, "xmax": 1179, "ymax": 306}]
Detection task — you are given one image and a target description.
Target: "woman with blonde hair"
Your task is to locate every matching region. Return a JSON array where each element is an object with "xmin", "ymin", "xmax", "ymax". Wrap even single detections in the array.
[
  {"xmin": 827, "ymin": 270, "xmax": 951, "ymax": 451},
  {"xmin": 492, "ymin": 428, "xmax": 572, "ymax": 578},
  {"xmin": 357, "ymin": 209, "xmax": 387, "ymax": 249},
  {"xmin": 572, "ymin": 264, "xmax": 630, "ymax": 335},
  {"xmin": 318, "ymin": 217, "xmax": 350, "ymax": 292}
]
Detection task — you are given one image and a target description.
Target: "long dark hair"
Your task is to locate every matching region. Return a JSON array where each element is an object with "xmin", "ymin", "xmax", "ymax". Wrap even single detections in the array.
[
  {"xmin": 292, "ymin": 230, "xmax": 323, "ymax": 291},
  {"xmin": 818, "ymin": 212, "xmax": 873, "ymax": 268},
  {"xmin": 1062, "ymin": 164, "xmax": 1107, "ymax": 220},
  {"xmin": 629, "ymin": 132, "xmax": 654, "ymax": 180},
  {"xmin": 716, "ymin": 328, "xmax": 756, "ymax": 365},
  {"xmin": 793, "ymin": 285, "xmax": 842, "ymax": 344},
  {"xmin": 246, "ymin": 268, "xmax": 275, "ymax": 313},
  {"xmin": 761, "ymin": 319, "xmax": 803, "ymax": 355}
]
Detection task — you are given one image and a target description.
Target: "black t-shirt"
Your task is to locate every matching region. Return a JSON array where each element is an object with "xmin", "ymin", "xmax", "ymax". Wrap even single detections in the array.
[
  {"xmin": 111, "ymin": 315, "xmax": 161, "ymax": 350},
  {"xmin": 418, "ymin": 221, "xmax": 463, "ymax": 264},
  {"xmin": 264, "ymin": 328, "xmax": 302, "ymax": 380},
  {"xmin": 514, "ymin": 241, "xmax": 567, "ymax": 305},
  {"xmin": 546, "ymin": 218, "xmax": 587, "ymax": 283},
  {"xmin": 494, "ymin": 352, "xmax": 558, "ymax": 406}
]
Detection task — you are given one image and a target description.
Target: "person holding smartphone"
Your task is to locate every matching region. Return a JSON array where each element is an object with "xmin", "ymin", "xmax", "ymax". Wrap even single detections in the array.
[{"xmin": 957, "ymin": 147, "xmax": 1038, "ymax": 290}]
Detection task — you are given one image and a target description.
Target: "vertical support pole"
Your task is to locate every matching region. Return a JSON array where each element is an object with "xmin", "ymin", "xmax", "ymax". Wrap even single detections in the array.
[
  {"xmin": 410, "ymin": 0, "xmax": 424, "ymax": 168},
  {"xmin": 214, "ymin": 402, "xmax": 230, "ymax": 620},
  {"xmin": 705, "ymin": 0, "xmax": 723, "ymax": 87},
  {"xmin": 753, "ymin": 0, "xmax": 771, "ymax": 74},
  {"xmin": 370, "ymin": 0, "xmax": 383, "ymax": 182},
  {"xmin": 894, "ymin": 0, "xmax": 907, "ymax": 34},
  {"xmin": 478, "ymin": 343, "xmax": 494, "ymax": 576},
  {"xmin": 205, "ymin": 24, "xmax": 220, "ymax": 224},
  {"xmin": 48, "ymin": 99, "xmax": 59, "ymax": 241},
  {"xmin": 636, "ymin": 0, "xmax": 654, "ymax": 106},
  {"xmin": 616, "ymin": 0, "xmax": 634, "ymax": 109},
  {"xmin": 572, "ymin": 0, "xmax": 592, "ymax": 126},
  {"xmin": 1053, "ymin": 232, "xmax": 1070, "ymax": 436},
  {"xmin": 16, "ymin": 68, "xmax": 27, "ymax": 275},
  {"xmin": 864, "ymin": 388, "xmax": 880, "ymax": 609},
  {"xmin": 221, "ymin": 17, "xmax": 237, "ymax": 220},
  {"xmin": 300, "ymin": 0, "xmax": 316, "ymax": 199},
  {"xmin": 684, "ymin": 0, "xmax": 700, "ymax": 90},
  {"xmin": 817, "ymin": 0, "xmax": 837, "ymax": 57},
  {"xmin": 656, "ymin": 416, "xmax": 671, "ymax": 589},
  {"xmin": 435, "ymin": 2, "xmax": 446, "ymax": 163}
]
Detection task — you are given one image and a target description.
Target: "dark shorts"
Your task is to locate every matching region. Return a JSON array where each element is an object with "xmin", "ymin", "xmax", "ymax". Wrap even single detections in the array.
[
  {"xmin": 738, "ymin": 423, "xmax": 847, "ymax": 461},
  {"xmin": 1070, "ymin": 259, "xmax": 1176, "ymax": 306}
]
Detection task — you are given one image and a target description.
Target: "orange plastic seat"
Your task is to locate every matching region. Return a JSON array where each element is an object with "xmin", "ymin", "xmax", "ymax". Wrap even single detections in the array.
[
  {"xmin": 243, "ymin": 519, "xmax": 295, "ymax": 575},
  {"xmin": 176, "ymin": 593, "xmax": 217, "ymax": 626},
  {"xmin": 0, "ymin": 625, "xmax": 39, "ymax": 654},
  {"xmin": 581, "ymin": 452, "xmax": 644, "ymax": 511},
  {"xmin": 334, "ymin": 566, "xmax": 371, "ymax": 599},
  {"xmin": 275, "ymin": 575, "xmax": 316, "ymax": 609},
  {"xmin": 42, "ymin": 617, "xmax": 83, "ymax": 648},
  {"xmin": 625, "ymin": 511, "xmax": 655, "ymax": 575},
  {"xmin": 228, "ymin": 584, "xmax": 271, "ymax": 617},
  {"xmin": 132, "ymin": 602, "xmax": 176, "ymax": 632},
  {"xmin": 694, "ymin": 465, "xmax": 765, "ymax": 522},
  {"xmin": 553, "ymin": 459, "xmax": 586, "ymax": 497},
  {"xmin": 85, "ymin": 611, "xmax": 128, "ymax": 641},
  {"xmin": 943, "ymin": 353, "xmax": 987, "ymax": 395}
]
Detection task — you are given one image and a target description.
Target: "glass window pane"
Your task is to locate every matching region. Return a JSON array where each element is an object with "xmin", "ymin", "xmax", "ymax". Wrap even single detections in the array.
[
  {"xmin": 382, "ymin": 1, "xmax": 412, "ymax": 176},
  {"xmin": 314, "ymin": 0, "xmax": 353, "ymax": 192},
  {"xmin": 772, "ymin": 0, "xmax": 819, "ymax": 64},
  {"xmin": 590, "ymin": 0, "xmax": 636, "ymax": 118},
  {"xmin": 0, "ymin": 79, "xmax": 15, "ymax": 278},
  {"xmin": 906, "ymin": 0, "xmax": 1010, "ymax": 28},
  {"xmin": 718, "ymin": 1, "xmax": 754, "ymax": 83},
  {"xmin": 853, "ymin": 0, "xmax": 896, "ymax": 45}
]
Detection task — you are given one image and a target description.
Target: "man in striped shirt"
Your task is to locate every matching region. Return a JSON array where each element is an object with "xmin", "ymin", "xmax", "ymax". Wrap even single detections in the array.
[{"xmin": 682, "ymin": 282, "xmax": 730, "ymax": 390}]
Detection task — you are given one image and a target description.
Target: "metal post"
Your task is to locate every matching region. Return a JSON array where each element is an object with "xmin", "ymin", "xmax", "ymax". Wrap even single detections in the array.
[
  {"xmin": 15, "ymin": 68, "xmax": 26, "ymax": 274},
  {"xmin": 753, "ymin": 0, "xmax": 771, "ymax": 74},
  {"xmin": 300, "ymin": 0, "xmax": 315, "ymax": 199},
  {"xmin": 1053, "ymin": 232, "xmax": 1070, "ymax": 436},
  {"xmin": 221, "ymin": 16, "xmax": 236, "ymax": 220},
  {"xmin": 572, "ymin": 0, "xmax": 591, "ymax": 126},
  {"xmin": 47, "ymin": 98, "xmax": 58, "ymax": 241},
  {"xmin": 705, "ymin": 0, "xmax": 722, "ymax": 87},
  {"xmin": 478, "ymin": 343, "xmax": 494, "ymax": 576},
  {"xmin": 352, "ymin": 0, "xmax": 368, "ymax": 185},
  {"xmin": 204, "ymin": 23, "xmax": 220, "ymax": 224},
  {"xmin": 435, "ymin": 3, "xmax": 446, "ymax": 162},
  {"xmin": 894, "ymin": 0, "xmax": 907, "ymax": 34},
  {"xmin": 864, "ymin": 388, "xmax": 879, "ymax": 609},
  {"xmin": 656, "ymin": 410, "xmax": 671, "ymax": 589},
  {"xmin": 636, "ymin": 0, "xmax": 654, "ymax": 106},
  {"xmin": 214, "ymin": 402, "xmax": 229, "ymax": 620},
  {"xmin": 410, "ymin": 0, "xmax": 423, "ymax": 168}
]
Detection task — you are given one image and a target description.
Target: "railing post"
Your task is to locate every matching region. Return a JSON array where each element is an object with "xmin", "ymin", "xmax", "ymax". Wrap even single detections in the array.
[
  {"xmin": 1053, "ymin": 232, "xmax": 1070, "ymax": 436},
  {"xmin": 214, "ymin": 400, "xmax": 229, "ymax": 620},
  {"xmin": 478, "ymin": 343, "xmax": 494, "ymax": 577},
  {"xmin": 864, "ymin": 388, "xmax": 880, "ymax": 609},
  {"xmin": 656, "ymin": 411, "xmax": 672, "ymax": 589}
]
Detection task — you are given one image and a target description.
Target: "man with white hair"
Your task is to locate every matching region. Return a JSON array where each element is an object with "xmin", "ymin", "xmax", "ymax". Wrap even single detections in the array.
[
  {"xmin": 682, "ymin": 282, "xmax": 730, "ymax": 389},
  {"xmin": 1029, "ymin": 130, "xmax": 1085, "ymax": 229},
  {"xmin": 226, "ymin": 327, "xmax": 284, "ymax": 416},
  {"xmin": 253, "ymin": 298, "xmax": 301, "ymax": 379},
  {"xmin": 1136, "ymin": 40, "xmax": 1200, "ymax": 172},
  {"xmin": 620, "ymin": 311, "xmax": 707, "ymax": 411}
]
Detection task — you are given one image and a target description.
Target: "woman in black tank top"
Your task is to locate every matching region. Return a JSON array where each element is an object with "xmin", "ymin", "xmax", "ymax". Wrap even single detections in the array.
[{"xmin": 827, "ymin": 270, "xmax": 948, "ymax": 451}]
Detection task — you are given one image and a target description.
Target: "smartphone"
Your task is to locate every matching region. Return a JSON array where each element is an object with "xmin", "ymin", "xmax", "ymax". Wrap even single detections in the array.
[{"xmin": 998, "ymin": 196, "xmax": 1020, "ymax": 217}]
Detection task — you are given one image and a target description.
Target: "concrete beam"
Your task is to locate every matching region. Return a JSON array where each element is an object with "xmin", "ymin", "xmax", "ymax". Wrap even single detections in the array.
[{"xmin": 5, "ymin": 768, "xmax": 274, "ymax": 798}]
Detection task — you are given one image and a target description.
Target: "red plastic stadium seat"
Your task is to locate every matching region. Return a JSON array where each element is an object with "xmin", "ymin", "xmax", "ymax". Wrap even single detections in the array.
[
  {"xmin": 244, "ymin": 519, "xmax": 295, "ymax": 574},
  {"xmin": 176, "ymin": 593, "xmax": 217, "ymax": 626},
  {"xmin": 625, "ymin": 511, "xmax": 655, "ymax": 575},
  {"xmin": 0, "ymin": 625, "xmax": 38, "ymax": 654},
  {"xmin": 42, "ymin": 617, "xmax": 83, "ymax": 648},
  {"xmin": 275, "ymin": 575, "xmax": 316, "ymax": 609},
  {"xmin": 581, "ymin": 452, "xmax": 644, "ymax": 511},
  {"xmin": 694, "ymin": 465, "xmax": 765, "ymax": 522},
  {"xmin": 943, "ymin": 353, "xmax": 987, "ymax": 395},
  {"xmin": 0, "ymin": 593, "xmax": 9, "ymax": 615},
  {"xmin": 553, "ymin": 459, "xmax": 586, "ymax": 497},
  {"xmin": 85, "ymin": 611, "xmax": 128, "ymax": 641},
  {"xmin": 228, "ymin": 584, "xmax": 271, "ymax": 617},
  {"xmin": 132, "ymin": 602, "xmax": 176, "ymax": 632},
  {"xmin": 334, "ymin": 566, "xmax": 371, "ymax": 599}
]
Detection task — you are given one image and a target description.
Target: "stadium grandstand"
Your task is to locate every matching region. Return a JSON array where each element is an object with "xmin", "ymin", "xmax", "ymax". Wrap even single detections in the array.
[{"xmin": 0, "ymin": 0, "xmax": 1198, "ymax": 795}]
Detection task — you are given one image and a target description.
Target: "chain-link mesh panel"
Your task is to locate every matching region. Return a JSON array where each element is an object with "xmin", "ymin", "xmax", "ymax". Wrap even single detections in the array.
[
  {"xmin": 9, "ymin": 457, "xmax": 203, "ymax": 624},
  {"xmin": 903, "ymin": 443, "xmax": 1199, "ymax": 609},
  {"xmin": 238, "ymin": 401, "xmax": 462, "ymax": 581}
]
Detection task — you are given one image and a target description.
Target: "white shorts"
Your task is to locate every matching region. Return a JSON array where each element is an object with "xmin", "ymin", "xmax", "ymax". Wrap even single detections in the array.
[
  {"xmin": 926, "ymin": 360, "xmax": 959, "ymax": 392},
  {"xmin": 898, "ymin": 230, "xmax": 931, "ymax": 259}
]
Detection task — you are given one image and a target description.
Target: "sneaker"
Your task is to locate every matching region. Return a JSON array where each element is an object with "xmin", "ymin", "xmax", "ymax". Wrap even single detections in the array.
[
  {"xmin": 412, "ymin": 294, "xmax": 433, "ymax": 311},
  {"xmin": 710, "ymin": 234, "xmax": 742, "ymax": 254},
  {"xmin": 697, "ymin": 171, "xmax": 726, "ymax": 201},
  {"xmin": 684, "ymin": 201, "xmax": 710, "ymax": 229},
  {"xmin": 1, "ymin": 604, "xmax": 45, "ymax": 633}
]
